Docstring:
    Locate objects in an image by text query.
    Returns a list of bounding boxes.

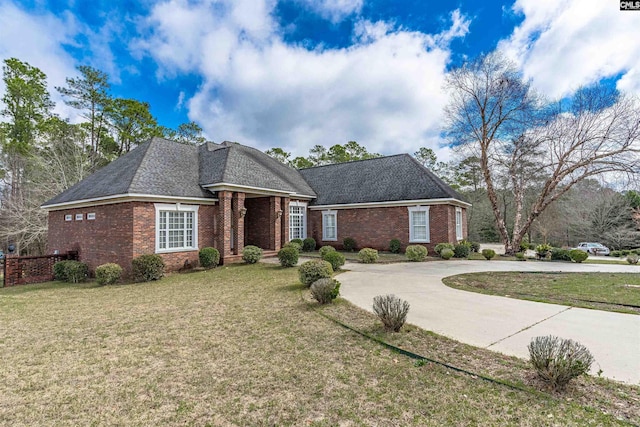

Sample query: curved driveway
[338,260,640,384]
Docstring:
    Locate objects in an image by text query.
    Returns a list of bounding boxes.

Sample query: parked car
[574,242,610,256]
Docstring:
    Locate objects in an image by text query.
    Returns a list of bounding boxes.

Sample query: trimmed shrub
[299,259,333,287]
[95,263,123,285]
[434,242,454,256]
[358,248,378,264]
[610,250,622,257]
[515,252,527,261]
[405,245,428,262]
[569,249,588,263]
[481,249,496,260]
[53,260,71,281]
[453,243,470,258]
[551,248,571,261]
[632,249,640,255]
[242,245,263,264]
[373,294,410,332]
[291,238,304,247]
[319,245,336,258]
[310,278,341,304]
[285,241,302,251]
[323,251,346,271]
[302,237,316,252]
[627,254,639,265]
[440,248,454,260]
[199,247,220,269]
[528,335,594,391]
[343,237,357,252]
[66,261,89,283]
[131,254,165,282]
[621,250,630,256]
[278,246,299,267]
[389,239,402,254]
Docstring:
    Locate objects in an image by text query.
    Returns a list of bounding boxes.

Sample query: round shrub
[95,263,123,285]
[610,250,622,257]
[319,245,336,258]
[302,237,316,252]
[528,335,594,391]
[373,294,410,332]
[434,243,454,256]
[310,278,341,304]
[323,251,345,271]
[481,249,496,260]
[242,245,263,264]
[389,239,401,254]
[469,241,481,253]
[199,247,220,269]
[627,254,639,265]
[66,261,89,283]
[278,246,299,267]
[453,243,470,258]
[405,245,428,262]
[291,238,303,247]
[298,259,333,287]
[358,248,378,264]
[440,248,454,260]
[284,241,302,251]
[131,254,165,282]
[569,249,588,263]
[53,260,71,281]
[343,237,357,252]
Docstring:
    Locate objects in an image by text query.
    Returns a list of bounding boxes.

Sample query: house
[42,137,469,275]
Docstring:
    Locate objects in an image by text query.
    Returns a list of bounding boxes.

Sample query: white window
[455,207,463,241]
[408,206,430,243]
[155,203,199,252]
[87,213,96,220]
[75,213,83,221]
[65,214,72,222]
[322,210,337,241]
[289,202,307,240]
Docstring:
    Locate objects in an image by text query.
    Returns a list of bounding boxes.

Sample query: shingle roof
[299,154,466,206]
[199,141,316,196]
[42,138,211,207]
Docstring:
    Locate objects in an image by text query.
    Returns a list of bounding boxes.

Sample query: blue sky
[1,0,639,159]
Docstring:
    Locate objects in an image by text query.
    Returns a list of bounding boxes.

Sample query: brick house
[42,138,469,275]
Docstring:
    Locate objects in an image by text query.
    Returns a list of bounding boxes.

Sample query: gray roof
[43,138,211,206]
[299,154,465,206]
[199,142,316,196]
[43,138,314,207]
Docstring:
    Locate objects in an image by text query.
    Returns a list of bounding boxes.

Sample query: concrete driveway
[338,260,640,384]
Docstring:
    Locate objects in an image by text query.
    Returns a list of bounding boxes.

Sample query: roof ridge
[124,138,155,192]
[405,153,460,198]
[219,145,231,182]
[300,153,406,170]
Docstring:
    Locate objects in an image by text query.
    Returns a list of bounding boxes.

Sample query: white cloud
[135,1,469,158]
[498,0,640,97]
[296,0,363,23]
[0,2,79,118]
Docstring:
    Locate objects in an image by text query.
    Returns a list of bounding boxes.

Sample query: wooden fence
[3,251,79,287]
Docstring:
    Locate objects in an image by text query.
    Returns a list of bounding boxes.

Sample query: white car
[574,242,610,256]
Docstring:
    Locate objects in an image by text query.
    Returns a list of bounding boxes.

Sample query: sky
[1,0,639,160]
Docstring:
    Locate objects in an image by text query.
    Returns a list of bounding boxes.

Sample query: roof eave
[41,193,218,211]
[308,198,472,210]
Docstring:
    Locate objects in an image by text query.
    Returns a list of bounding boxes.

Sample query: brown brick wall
[307,204,467,253]
[244,197,272,248]
[48,201,218,276]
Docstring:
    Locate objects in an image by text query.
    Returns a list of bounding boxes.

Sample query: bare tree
[445,53,640,253]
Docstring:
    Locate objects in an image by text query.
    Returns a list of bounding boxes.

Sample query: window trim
[408,206,430,243]
[64,214,72,222]
[322,210,338,242]
[154,203,199,253]
[75,213,83,221]
[455,207,463,241]
[289,201,307,241]
[87,213,96,220]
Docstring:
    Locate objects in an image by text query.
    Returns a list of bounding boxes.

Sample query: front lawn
[1,264,638,425]
[443,272,640,314]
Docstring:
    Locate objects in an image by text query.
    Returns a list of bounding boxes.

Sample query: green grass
[1,264,638,425]
[443,272,640,314]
